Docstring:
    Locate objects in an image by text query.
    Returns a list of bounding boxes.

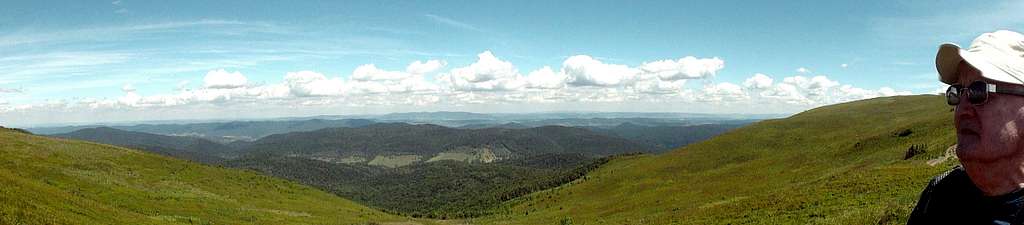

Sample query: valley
[47,114,745,219]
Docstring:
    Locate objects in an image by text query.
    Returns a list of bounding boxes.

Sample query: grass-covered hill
[477,95,957,224]
[0,128,418,224]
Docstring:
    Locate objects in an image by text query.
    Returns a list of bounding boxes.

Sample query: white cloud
[840,63,849,68]
[524,66,567,89]
[760,82,814,105]
[563,55,639,87]
[743,73,774,90]
[748,74,911,105]
[0,52,925,127]
[780,75,840,99]
[443,51,524,91]
[635,79,686,94]
[796,67,810,74]
[348,63,441,94]
[202,69,248,89]
[700,82,749,103]
[406,60,446,74]
[639,56,724,81]
[284,71,345,96]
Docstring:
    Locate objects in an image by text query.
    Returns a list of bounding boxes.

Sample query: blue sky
[1,0,1023,126]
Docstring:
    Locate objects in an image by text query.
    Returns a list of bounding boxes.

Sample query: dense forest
[226,153,622,218]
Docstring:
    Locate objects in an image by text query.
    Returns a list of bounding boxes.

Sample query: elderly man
[909,30,1024,224]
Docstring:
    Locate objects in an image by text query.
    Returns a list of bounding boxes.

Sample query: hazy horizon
[18,109,789,128]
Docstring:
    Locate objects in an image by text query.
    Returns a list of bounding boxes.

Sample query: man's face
[955,61,1024,163]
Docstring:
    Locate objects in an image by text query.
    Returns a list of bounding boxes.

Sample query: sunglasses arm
[991,83,1024,96]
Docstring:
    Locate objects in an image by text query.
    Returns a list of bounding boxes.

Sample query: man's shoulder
[908,165,984,224]
[928,165,972,190]
[921,165,981,200]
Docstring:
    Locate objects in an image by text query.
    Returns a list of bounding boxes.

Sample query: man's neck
[963,153,1024,196]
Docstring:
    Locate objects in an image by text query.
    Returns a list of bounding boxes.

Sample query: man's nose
[955,100,977,119]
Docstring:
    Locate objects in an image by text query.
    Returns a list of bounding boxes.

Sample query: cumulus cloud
[406,60,446,74]
[700,83,749,103]
[0,51,922,126]
[203,69,248,89]
[796,67,811,74]
[443,51,525,91]
[746,73,910,105]
[639,56,724,81]
[782,75,840,98]
[348,63,441,94]
[284,71,345,96]
[563,55,639,87]
[743,73,773,90]
[524,66,567,89]
[634,79,686,94]
[760,82,814,105]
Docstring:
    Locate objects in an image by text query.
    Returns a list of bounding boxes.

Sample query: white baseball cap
[937,30,1024,85]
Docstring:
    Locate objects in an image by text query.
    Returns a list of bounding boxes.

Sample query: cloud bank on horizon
[4,0,1020,126]
[0,49,909,126]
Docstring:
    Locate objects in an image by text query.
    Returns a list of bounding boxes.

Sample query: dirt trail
[927,145,957,166]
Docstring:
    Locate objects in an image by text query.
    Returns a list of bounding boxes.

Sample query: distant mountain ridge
[27,112,765,144]
[243,123,654,166]
[34,118,376,143]
[51,119,744,168]
[54,127,233,164]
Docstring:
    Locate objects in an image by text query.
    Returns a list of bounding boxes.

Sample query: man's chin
[956,136,982,160]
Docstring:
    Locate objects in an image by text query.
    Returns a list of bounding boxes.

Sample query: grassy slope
[478,95,958,224]
[0,129,417,225]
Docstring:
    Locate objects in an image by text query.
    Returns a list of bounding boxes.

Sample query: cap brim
[936,43,963,84]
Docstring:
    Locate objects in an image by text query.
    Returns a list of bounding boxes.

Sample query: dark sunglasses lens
[946,86,960,105]
[968,81,988,104]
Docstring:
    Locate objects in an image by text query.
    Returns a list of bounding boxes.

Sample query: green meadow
[0,128,422,225]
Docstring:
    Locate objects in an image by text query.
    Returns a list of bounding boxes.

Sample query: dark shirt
[909,166,1024,225]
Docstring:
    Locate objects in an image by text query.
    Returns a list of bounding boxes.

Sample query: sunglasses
[946,80,1024,106]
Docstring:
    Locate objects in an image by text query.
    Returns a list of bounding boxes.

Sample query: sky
[2,0,1023,127]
